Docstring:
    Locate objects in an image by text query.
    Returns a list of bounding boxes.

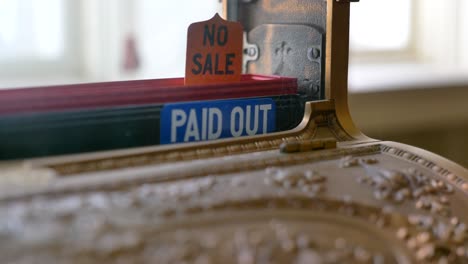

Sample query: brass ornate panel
[1,141,468,263]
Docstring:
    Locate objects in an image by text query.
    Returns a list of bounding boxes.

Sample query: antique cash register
[1,0,468,263]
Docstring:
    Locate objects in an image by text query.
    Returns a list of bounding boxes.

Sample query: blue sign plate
[160,98,276,144]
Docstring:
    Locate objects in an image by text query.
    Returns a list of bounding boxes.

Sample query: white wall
[135,0,221,79]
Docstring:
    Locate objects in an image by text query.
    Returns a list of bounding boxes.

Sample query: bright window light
[136,0,221,78]
[350,0,412,52]
[0,0,65,61]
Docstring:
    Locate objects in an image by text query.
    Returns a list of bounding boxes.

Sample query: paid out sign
[185,14,243,85]
[160,98,276,144]
[161,15,273,145]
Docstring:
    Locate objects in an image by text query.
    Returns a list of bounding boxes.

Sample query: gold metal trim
[34,101,340,175]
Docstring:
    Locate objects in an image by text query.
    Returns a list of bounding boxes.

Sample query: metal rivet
[307,47,321,61]
[244,47,257,57]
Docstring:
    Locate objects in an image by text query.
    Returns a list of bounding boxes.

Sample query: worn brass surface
[0,0,467,263]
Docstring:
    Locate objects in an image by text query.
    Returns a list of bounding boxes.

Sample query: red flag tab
[185,14,243,85]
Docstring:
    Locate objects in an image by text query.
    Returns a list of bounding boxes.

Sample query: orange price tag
[185,14,243,85]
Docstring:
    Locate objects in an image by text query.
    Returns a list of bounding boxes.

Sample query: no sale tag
[185,14,243,85]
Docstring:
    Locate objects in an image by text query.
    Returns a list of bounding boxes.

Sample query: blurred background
[0,0,467,167]
[348,0,468,168]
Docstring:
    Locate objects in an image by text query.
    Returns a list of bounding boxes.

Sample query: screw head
[307,47,321,61]
[244,47,257,57]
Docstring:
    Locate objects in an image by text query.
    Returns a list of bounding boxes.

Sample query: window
[0,0,222,88]
[0,0,65,60]
[0,0,79,83]
[349,0,468,92]
[350,0,412,53]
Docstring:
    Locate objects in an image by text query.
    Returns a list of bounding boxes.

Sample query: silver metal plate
[246,24,324,98]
